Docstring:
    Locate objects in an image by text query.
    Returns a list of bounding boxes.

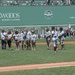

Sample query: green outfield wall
[0,6,75,26]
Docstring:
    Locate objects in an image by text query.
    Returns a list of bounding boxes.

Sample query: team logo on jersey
[44,10,53,19]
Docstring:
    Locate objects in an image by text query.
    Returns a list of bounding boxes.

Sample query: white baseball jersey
[52,31,58,41]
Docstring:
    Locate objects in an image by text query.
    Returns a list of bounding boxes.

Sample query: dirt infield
[36,41,75,45]
[0,62,75,72]
[8,41,75,46]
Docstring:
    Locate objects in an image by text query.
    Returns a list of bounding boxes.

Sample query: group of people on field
[0,26,65,53]
[0,29,36,51]
[45,26,65,53]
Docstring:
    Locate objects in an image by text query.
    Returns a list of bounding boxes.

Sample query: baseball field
[0,39,75,75]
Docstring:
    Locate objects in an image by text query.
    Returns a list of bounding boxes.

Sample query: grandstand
[0,0,75,6]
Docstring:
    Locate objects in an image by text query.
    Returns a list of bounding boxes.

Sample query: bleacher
[0,0,75,6]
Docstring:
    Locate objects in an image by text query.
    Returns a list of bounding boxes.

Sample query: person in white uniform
[13,31,21,50]
[52,27,58,53]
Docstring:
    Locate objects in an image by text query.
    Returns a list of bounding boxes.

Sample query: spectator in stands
[31,0,34,5]
[47,0,50,5]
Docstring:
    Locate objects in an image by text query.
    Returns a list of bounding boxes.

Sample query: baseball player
[52,27,58,53]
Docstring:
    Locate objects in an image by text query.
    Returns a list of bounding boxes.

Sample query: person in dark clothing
[31,0,34,5]
[0,30,7,50]
[7,31,13,50]
[47,0,50,5]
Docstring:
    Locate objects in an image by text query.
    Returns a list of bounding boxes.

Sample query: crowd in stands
[0,0,75,6]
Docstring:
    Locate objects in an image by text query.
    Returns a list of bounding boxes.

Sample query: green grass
[0,44,75,67]
[36,38,46,42]
[0,66,75,75]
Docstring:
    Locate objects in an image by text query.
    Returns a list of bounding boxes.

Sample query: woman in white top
[45,28,51,50]
[20,30,25,50]
[13,31,21,50]
[31,30,36,50]
[25,29,32,50]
